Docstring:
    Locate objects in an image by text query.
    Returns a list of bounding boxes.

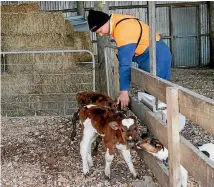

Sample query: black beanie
[87,9,110,32]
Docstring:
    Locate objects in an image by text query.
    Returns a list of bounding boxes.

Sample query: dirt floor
[1,67,214,187]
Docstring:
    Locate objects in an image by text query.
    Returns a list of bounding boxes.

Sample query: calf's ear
[108,121,119,130]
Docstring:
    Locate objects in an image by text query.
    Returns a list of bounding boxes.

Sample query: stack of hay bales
[1,3,94,116]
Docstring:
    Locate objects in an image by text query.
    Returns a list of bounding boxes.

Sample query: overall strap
[115,18,142,48]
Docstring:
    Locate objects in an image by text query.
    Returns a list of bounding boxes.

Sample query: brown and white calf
[71,91,119,140]
[79,105,138,179]
[136,134,188,187]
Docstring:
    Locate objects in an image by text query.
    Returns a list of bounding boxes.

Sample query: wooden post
[94,1,110,94]
[148,1,156,76]
[166,87,181,187]
[113,49,120,99]
[148,2,159,110]
[77,1,84,16]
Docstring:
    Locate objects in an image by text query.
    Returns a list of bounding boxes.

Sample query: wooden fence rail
[130,67,214,187]
[131,67,214,135]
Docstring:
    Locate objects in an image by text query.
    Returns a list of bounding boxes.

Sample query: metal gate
[1,49,95,117]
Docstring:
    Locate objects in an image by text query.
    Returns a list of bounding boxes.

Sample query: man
[87,9,172,108]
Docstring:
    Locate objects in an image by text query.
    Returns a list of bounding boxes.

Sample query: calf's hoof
[104,174,111,180]
[84,172,90,177]
[132,172,139,179]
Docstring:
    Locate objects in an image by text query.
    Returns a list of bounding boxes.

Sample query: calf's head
[136,135,164,153]
[108,115,138,142]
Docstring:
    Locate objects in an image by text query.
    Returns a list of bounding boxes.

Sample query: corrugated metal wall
[1,1,210,67]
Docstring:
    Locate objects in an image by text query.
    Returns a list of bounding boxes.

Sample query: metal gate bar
[1,49,95,117]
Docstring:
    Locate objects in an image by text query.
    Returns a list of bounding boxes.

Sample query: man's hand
[117,91,130,109]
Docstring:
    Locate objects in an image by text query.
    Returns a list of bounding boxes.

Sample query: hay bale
[1,5,95,117]
[1,74,33,97]
[66,31,93,50]
[65,31,93,61]
[65,20,74,35]
[4,53,65,74]
[1,3,40,13]
[1,12,66,35]
[4,53,93,75]
[1,34,65,51]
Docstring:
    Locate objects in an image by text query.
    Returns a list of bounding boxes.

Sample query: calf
[136,134,188,187]
[79,105,138,179]
[71,91,129,140]
[71,91,118,140]
[198,143,214,161]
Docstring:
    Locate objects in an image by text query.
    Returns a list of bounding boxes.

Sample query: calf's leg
[80,127,95,176]
[105,148,114,179]
[71,110,79,140]
[117,144,137,178]
[87,134,98,167]
[92,135,102,156]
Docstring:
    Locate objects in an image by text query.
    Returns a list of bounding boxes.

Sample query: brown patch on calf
[136,137,164,153]
[79,106,131,155]
[76,91,116,110]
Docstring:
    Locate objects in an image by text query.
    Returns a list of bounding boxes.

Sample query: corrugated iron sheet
[201,36,210,66]
[174,37,198,67]
[172,6,198,67]
[156,7,170,36]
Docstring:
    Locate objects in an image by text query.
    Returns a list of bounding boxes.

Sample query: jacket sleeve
[117,43,137,91]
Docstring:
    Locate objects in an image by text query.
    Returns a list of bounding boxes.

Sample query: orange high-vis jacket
[110,14,161,56]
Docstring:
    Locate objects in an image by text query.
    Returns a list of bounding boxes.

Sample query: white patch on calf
[152,147,169,161]
[105,148,114,179]
[198,143,214,161]
[80,117,97,175]
[86,104,97,108]
[122,118,134,129]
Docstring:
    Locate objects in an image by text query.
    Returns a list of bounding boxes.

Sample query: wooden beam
[180,136,214,187]
[130,97,168,146]
[178,89,214,134]
[113,49,120,99]
[77,1,84,16]
[166,87,181,187]
[94,1,110,94]
[131,67,214,134]
[130,97,214,187]
[131,67,172,103]
[136,149,169,187]
[148,1,156,76]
